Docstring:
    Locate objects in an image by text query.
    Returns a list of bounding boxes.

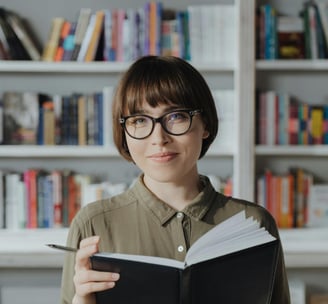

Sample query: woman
[60,55,290,304]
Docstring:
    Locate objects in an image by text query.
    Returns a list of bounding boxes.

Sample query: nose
[150,121,170,145]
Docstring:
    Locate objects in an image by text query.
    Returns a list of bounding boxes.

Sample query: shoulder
[73,186,137,226]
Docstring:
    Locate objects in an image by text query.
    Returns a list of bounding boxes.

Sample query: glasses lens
[163,111,191,135]
[125,115,153,138]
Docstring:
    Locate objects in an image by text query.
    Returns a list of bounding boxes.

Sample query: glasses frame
[119,109,202,140]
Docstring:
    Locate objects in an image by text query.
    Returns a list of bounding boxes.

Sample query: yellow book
[42,17,65,61]
[84,10,105,62]
[311,106,324,144]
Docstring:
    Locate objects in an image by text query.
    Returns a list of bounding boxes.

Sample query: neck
[143,173,203,211]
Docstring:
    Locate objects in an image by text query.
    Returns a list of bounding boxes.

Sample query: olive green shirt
[60,174,290,304]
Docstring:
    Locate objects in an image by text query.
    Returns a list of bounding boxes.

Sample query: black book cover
[90,211,280,304]
[0,7,30,60]
[91,240,279,304]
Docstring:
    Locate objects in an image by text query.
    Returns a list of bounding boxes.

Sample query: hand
[72,236,120,304]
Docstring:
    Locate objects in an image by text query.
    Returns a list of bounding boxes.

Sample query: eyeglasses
[120,109,202,140]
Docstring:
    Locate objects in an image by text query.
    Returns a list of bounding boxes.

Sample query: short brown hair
[112,56,218,161]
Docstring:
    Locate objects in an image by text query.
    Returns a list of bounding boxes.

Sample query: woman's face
[125,102,209,185]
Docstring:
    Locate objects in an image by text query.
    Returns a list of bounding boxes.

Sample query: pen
[46,244,78,252]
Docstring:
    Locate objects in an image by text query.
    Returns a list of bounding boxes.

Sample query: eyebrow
[129,106,185,116]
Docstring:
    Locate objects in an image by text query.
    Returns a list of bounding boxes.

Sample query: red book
[288,101,299,145]
[24,169,39,228]
[54,20,71,61]
[51,170,63,227]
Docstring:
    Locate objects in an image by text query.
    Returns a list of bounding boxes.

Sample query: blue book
[323,105,328,144]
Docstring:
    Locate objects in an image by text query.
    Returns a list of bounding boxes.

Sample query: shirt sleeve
[254,205,291,304]
[59,216,83,304]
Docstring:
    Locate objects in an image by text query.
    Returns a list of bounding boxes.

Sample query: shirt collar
[131,174,218,225]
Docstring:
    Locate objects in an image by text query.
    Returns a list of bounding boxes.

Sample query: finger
[75,269,120,285]
[74,270,120,296]
[75,249,98,271]
[75,247,98,270]
[79,236,100,249]
[76,281,116,296]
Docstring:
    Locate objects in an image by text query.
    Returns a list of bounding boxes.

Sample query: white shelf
[0,61,235,73]
[279,228,328,268]
[0,61,131,73]
[0,227,327,268]
[256,59,328,71]
[0,145,119,158]
[0,145,234,158]
[256,145,328,156]
[0,228,68,268]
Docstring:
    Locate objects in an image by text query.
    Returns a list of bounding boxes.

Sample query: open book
[90,211,279,304]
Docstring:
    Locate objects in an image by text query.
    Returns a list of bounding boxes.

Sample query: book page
[185,211,276,266]
[94,252,184,269]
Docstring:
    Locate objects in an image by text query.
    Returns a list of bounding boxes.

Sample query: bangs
[121,60,196,115]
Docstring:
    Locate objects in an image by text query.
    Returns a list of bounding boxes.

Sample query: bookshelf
[0,0,253,303]
[0,0,327,303]
[256,0,328,301]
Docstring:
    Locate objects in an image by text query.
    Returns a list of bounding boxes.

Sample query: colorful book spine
[311,106,324,144]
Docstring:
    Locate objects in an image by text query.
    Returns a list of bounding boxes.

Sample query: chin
[145,171,182,184]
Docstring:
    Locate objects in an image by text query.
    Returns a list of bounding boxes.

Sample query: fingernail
[112,273,120,280]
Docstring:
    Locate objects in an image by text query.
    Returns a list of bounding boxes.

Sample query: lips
[148,152,178,162]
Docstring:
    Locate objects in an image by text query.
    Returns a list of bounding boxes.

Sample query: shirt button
[176,212,184,219]
[178,245,184,252]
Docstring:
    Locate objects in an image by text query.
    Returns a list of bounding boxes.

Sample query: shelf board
[0,145,119,158]
[0,145,233,158]
[256,145,328,156]
[0,227,327,268]
[0,228,68,268]
[0,61,235,73]
[279,227,328,268]
[256,59,328,71]
[0,61,130,73]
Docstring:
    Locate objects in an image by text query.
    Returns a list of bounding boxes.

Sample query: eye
[127,116,149,127]
[167,111,189,122]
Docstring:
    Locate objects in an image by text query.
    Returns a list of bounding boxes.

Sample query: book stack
[0,7,41,60]
[41,2,235,63]
[1,169,127,229]
[256,166,314,228]
[0,87,114,146]
[256,0,328,59]
[256,90,328,145]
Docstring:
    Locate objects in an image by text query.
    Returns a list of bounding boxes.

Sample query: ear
[202,130,210,139]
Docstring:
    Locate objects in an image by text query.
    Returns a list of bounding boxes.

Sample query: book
[77,13,96,61]
[84,10,105,61]
[42,17,65,61]
[62,21,77,61]
[5,11,41,61]
[311,105,324,144]
[54,20,71,61]
[90,211,279,304]
[4,172,25,229]
[0,8,30,60]
[42,101,56,145]
[3,91,39,145]
[0,19,11,59]
[277,16,305,59]
[70,8,92,60]
[308,184,328,227]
